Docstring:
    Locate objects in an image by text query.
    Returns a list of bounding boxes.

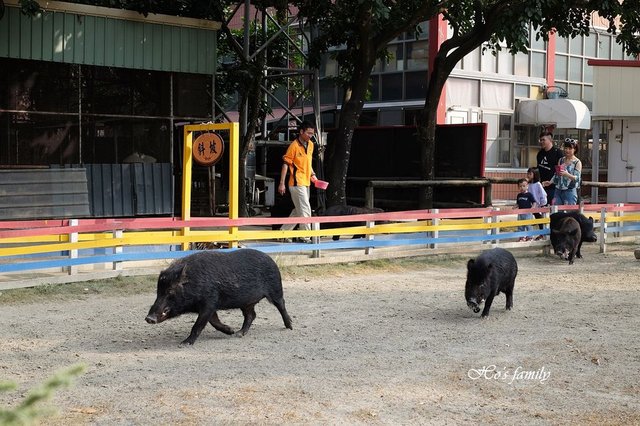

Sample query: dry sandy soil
[1,245,639,425]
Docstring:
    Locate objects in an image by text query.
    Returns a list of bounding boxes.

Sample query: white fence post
[431,209,439,249]
[365,220,375,255]
[113,229,123,271]
[491,208,500,246]
[483,213,491,245]
[600,207,607,254]
[312,222,320,258]
[68,219,78,275]
[615,203,624,239]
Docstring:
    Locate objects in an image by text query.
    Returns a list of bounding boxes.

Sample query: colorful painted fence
[1,204,639,286]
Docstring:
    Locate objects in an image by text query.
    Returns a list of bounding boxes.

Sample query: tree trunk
[416,60,449,209]
[416,33,484,208]
[326,68,372,207]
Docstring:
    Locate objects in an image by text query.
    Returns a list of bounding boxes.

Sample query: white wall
[593,67,640,118]
[607,119,640,203]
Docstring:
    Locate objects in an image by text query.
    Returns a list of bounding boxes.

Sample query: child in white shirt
[527,167,547,240]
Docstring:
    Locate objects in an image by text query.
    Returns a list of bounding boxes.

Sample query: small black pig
[318,205,385,241]
[465,248,517,318]
[145,249,293,345]
[550,212,597,258]
[550,216,582,265]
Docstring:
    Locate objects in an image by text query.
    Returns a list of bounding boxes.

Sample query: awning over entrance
[517,99,591,129]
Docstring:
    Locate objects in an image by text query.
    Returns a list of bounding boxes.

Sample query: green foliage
[0,364,85,425]
[297,0,441,86]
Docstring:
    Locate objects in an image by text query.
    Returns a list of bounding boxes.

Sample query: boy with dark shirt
[516,178,537,241]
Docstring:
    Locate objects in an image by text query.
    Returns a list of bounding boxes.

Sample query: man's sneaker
[298,237,312,244]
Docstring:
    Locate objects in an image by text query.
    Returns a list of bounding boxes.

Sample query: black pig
[145,249,293,345]
[465,248,517,318]
[550,216,582,265]
[318,205,384,241]
[550,212,597,258]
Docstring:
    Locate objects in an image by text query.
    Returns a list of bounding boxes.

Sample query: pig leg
[481,292,496,318]
[236,304,257,336]
[209,312,234,335]
[182,309,216,345]
[270,297,293,330]
[505,288,513,311]
[576,241,583,258]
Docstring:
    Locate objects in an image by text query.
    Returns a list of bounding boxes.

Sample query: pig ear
[178,264,189,284]
[467,259,475,269]
[588,217,593,224]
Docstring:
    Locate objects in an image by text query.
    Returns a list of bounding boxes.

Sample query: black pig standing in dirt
[145,249,293,345]
[465,248,517,318]
[318,205,385,240]
[550,216,582,265]
[550,211,597,258]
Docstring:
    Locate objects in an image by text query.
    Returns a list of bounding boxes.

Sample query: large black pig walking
[465,248,517,318]
[550,216,582,265]
[145,249,293,345]
[550,211,597,259]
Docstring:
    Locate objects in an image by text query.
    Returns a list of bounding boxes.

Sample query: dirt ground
[1,245,639,425]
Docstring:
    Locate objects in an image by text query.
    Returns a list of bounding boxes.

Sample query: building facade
[0,1,219,218]
[317,16,637,202]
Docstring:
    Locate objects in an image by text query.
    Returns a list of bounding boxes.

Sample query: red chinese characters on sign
[193,133,224,166]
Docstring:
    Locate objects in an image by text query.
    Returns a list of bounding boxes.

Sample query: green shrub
[0,364,85,425]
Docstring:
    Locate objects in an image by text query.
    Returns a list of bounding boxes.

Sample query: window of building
[380,73,403,101]
[484,112,513,167]
[515,84,529,98]
[514,52,529,76]
[481,81,513,110]
[462,48,481,71]
[497,48,514,75]
[385,43,405,72]
[530,52,546,78]
[481,50,497,73]
[406,40,428,70]
[405,72,427,100]
[569,35,584,55]
[598,34,611,59]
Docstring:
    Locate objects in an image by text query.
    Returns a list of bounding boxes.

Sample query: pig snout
[467,299,481,313]
[556,249,570,260]
[145,306,170,324]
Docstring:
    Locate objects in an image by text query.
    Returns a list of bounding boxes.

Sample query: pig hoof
[180,338,195,346]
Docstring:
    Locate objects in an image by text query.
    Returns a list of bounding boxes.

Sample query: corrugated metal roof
[0,1,217,74]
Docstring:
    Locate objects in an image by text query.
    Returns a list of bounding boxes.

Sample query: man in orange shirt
[278,121,318,241]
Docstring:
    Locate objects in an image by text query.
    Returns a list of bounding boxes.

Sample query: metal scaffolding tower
[212,0,325,213]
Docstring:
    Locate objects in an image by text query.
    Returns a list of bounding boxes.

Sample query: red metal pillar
[429,15,448,124]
